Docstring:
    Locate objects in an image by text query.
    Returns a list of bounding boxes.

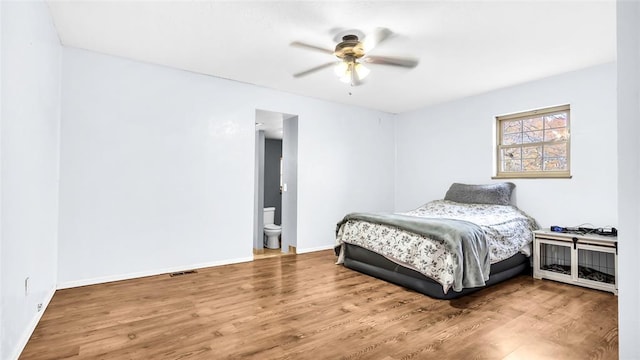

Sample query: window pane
[544,157,568,171]
[522,145,542,159]
[523,117,544,131]
[502,133,522,145]
[502,120,521,134]
[543,143,567,158]
[502,159,522,172]
[544,128,568,142]
[523,158,543,171]
[501,147,521,160]
[522,130,543,144]
[544,113,567,129]
[522,145,542,171]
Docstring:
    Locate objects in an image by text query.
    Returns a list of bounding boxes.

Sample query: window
[495,104,570,178]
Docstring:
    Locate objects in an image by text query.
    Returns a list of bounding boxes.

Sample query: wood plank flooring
[20,250,618,359]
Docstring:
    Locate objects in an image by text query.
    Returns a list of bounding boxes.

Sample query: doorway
[253,109,298,259]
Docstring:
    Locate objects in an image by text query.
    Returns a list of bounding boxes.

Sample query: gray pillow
[444,182,515,205]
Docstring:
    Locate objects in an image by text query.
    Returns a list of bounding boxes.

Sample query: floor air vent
[169,270,198,277]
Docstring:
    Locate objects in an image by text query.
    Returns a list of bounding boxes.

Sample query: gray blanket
[336,212,490,292]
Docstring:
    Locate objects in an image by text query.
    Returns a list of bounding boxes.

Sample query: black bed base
[341,243,529,300]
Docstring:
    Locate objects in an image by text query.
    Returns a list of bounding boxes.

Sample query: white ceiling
[46,1,616,114]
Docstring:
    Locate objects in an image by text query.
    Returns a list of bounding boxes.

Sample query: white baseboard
[9,286,56,360]
[57,256,253,289]
[296,244,335,254]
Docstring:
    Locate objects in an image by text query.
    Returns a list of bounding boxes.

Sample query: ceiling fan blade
[293,62,336,78]
[362,27,392,52]
[363,55,419,68]
[290,41,335,55]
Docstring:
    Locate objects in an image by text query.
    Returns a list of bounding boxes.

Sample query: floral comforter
[336,200,538,293]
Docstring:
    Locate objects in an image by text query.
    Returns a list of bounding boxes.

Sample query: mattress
[336,200,538,294]
[342,243,529,299]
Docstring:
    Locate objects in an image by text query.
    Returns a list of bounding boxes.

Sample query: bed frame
[340,243,530,299]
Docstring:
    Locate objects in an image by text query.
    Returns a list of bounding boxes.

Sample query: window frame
[494,104,571,179]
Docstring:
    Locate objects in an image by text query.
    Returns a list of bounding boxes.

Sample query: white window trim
[494,104,572,179]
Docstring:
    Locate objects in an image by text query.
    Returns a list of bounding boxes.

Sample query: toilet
[263,207,281,249]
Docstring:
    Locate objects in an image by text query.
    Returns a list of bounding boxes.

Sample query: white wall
[282,115,298,252]
[58,47,395,287]
[253,129,265,250]
[394,63,617,229]
[617,1,640,358]
[0,2,61,359]
[0,2,4,357]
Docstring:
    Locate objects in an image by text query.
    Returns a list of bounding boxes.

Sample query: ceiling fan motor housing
[334,35,365,61]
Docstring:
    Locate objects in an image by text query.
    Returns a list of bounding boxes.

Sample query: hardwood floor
[20,250,618,360]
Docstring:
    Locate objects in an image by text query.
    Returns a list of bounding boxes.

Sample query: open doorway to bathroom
[253,109,298,260]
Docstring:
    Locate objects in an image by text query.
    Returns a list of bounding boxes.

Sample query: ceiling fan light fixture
[335,61,370,84]
[334,61,350,78]
[339,73,352,83]
[354,62,370,80]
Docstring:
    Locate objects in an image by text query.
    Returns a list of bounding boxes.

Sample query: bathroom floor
[253,246,296,260]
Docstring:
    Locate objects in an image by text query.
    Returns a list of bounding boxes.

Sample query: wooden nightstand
[532,230,617,295]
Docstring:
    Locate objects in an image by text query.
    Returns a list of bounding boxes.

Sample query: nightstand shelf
[533,230,617,295]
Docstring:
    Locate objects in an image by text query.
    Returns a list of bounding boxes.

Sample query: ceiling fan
[291,28,419,86]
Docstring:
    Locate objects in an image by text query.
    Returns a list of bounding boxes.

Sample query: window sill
[492,173,572,179]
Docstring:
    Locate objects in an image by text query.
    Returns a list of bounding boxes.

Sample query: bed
[335,182,539,299]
